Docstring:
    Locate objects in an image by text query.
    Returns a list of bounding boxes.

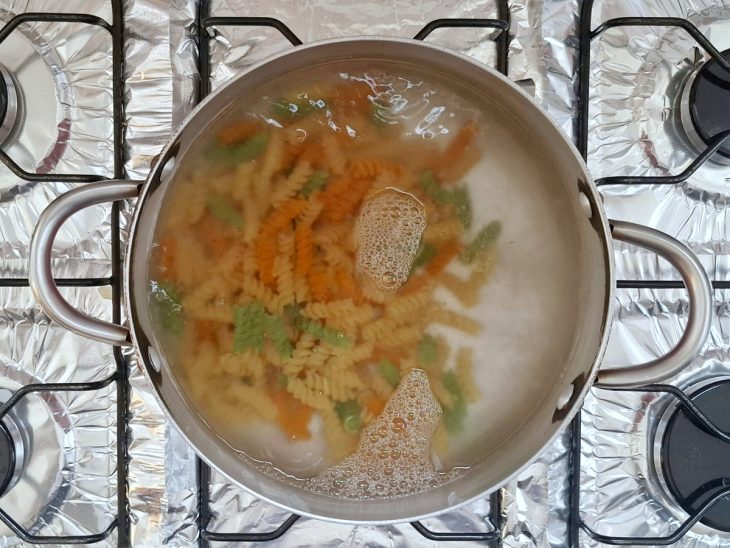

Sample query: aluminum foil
[577,2,730,546]
[0,286,117,547]
[579,288,730,547]
[0,0,117,279]
[1,0,724,547]
[121,1,192,547]
[0,2,122,545]
[205,464,495,548]
[588,0,730,282]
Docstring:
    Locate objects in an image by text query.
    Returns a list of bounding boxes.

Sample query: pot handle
[596,220,713,388]
[29,181,141,346]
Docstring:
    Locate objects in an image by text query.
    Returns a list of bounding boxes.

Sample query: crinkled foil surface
[1,0,728,546]
[0,1,119,546]
[578,1,730,546]
[0,287,118,547]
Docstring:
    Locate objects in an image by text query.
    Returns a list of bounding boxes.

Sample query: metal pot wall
[27,38,713,523]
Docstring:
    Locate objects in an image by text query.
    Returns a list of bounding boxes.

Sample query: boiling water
[307,369,463,499]
[150,59,584,496]
[356,189,426,292]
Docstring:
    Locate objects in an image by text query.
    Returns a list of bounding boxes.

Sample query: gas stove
[0,1,728,547]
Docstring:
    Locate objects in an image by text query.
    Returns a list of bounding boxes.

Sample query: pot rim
[124,35,616,524]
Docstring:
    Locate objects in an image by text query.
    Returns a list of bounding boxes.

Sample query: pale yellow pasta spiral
[230,385,277,420]
[282,334,324,376]
[455,347,480,403]
[242,246,257,278]
[423,218,464,244]
[373,325,423,348]
[369,170,396,193]
[320,408,357,460]
[173,228,208,287]
[319,367,363,389]
[298,196,323,225]
[360,282,390,304]
[271,161,312,207]
[240,275,287,315]
[322,133,346,175]
[327,343,374,369]
[303,299,374,325]
[231,161,256,204]
[322,245,351,268]
[274,256,295,308]
[361,317,398,342]
[220,350,266,380]
[304,371,355,401]
[370,372,395,399]
[294,277,309,303]
[313,223,350,247]
[384,282,434,324]
[286,377,334,411]
[430,307,481,335]
[187,303,234,324]
[165,183,207,231]
[439,250,499,307]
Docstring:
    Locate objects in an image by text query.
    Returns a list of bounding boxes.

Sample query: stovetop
[0,1,728,546]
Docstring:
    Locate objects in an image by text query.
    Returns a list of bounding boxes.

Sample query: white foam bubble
[306,369,464,499]
[355,189,426,292]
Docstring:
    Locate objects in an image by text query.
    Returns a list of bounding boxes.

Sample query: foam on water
[355,189,426,292]
[306,369,464,499]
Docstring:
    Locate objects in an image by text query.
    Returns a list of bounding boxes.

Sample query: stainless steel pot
[27,38,713,524]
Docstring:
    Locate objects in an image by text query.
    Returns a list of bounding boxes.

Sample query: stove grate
[0,1,129,545]
[569,2,730,545]
[0,375,120,544]
[569,384,730,546]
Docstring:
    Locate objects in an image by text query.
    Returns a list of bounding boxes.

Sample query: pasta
[423,218,464,244]
[322,133,346,175]
[384,282,434,324]
[320,408,358,460]
[455,347,480,403]
[430,307,482,335]
[439,251,498,307]
[271,161,313,207]
[217,119,264,146]
[304,371,356,401]
[287,377,336,410]
[351,158,405,179]
[150,74,502,476]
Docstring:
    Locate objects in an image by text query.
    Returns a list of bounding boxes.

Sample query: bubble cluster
[355,189,426,293]
[306,369,464,499]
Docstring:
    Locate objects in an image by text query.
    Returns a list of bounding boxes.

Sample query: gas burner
[0,382,68,537]
[0,388,31,505]
[0,64,19,147]
[657,381,730,532]
[0,409,24,498]
[0,23,73,182]
[679,50,730,166]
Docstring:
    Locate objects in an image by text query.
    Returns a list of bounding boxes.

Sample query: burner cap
[0,64,17,146]
[680,50,730,162]
[0,421,17,497]
[660,381,730,532]
[0,72,6,129]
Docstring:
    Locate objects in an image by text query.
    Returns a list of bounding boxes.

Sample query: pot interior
[127,38,612,522]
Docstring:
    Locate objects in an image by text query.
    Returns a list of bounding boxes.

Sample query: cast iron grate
[569,1,730,545]
[568,384,730,546]
[194,0,509,544]
[4,1,725,547]
[0,1,129,545]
